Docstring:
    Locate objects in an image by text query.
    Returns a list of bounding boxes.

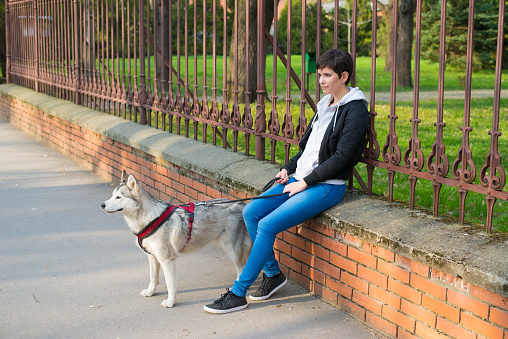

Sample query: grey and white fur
[101,170,252,308]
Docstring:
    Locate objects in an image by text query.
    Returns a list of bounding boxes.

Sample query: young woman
[204,49,370,314]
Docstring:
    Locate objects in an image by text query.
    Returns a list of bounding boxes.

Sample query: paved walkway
[0,118,387,338]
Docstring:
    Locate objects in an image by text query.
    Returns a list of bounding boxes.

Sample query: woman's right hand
[276,168,289,184]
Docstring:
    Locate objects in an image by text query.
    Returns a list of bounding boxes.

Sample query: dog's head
[101,170,142,214]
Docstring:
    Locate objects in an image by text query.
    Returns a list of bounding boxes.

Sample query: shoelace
[259,275,271,292]
[216,289,232,304]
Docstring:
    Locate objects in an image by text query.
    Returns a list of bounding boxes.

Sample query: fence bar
[5,1,10,84]
[366,0,380,196]
[404,0,424,210]
[480,0,506,232]
[382,0,401,203]
[452,0,476,223]
[426,0,450,217]
[255,0,266,160]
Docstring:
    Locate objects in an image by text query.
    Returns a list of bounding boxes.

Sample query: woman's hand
[283,180,308,197]
[276,168,289,184]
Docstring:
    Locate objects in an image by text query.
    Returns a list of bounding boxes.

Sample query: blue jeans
[231,177,346,297]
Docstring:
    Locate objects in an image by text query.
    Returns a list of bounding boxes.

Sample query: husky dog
[101,170,252,308]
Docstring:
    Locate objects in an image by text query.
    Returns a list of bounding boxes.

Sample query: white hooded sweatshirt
[294,87,368,185]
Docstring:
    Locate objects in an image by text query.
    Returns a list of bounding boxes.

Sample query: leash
[196,177,287,206]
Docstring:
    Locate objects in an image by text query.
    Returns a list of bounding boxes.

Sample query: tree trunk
[226,0,274,102]
[155,0,170,92]
[396,0,415,87]
[380,0,393,72]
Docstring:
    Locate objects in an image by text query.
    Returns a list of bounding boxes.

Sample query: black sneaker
[249,271,287,301]
[203,289,248,314]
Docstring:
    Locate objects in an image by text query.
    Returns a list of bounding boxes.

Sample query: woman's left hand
[283,180,308,197]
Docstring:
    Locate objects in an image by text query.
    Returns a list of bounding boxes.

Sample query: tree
[421,0,499,71]
[396,0,415,87]
[379,0,416,87]
[226,0,274,102]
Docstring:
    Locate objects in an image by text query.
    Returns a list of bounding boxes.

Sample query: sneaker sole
[203,303,248,314]
[249,278,287,301]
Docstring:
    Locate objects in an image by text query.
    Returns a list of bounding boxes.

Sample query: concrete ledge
[1,83,506,300]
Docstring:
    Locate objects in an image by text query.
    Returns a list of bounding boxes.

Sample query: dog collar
[135,203,195,254]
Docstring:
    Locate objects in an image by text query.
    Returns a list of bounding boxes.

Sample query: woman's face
[317,67,347,95]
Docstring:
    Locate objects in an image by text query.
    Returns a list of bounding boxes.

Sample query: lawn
[99,54,508,96]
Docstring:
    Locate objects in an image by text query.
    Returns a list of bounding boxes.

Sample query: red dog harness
[135,203,195,254]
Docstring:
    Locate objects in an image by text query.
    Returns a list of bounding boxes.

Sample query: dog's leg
[141,254,160,297]
[160,260,177,308]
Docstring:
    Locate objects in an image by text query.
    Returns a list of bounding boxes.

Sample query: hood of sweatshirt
[338,87,369,107]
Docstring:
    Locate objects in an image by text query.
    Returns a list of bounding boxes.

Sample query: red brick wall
[1,92,507,339]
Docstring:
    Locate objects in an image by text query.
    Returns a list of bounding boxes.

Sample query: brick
[401,299,436,327]
[397,328,419,339]
[470,285,508,311]
[388,278,422,305]
[314,257,341,280]
[352,290,382,315]
[396,254,412,270]
[338,232,363,248]
[279,252,302,273]
[383,305,416,332]
[447,289,489,319]
[415,322,449,339]
[283,232,306,250]
[348,246,377,269]
[296,225,322,243]
[378,259,410,284]
[421,294,460,323]
[326,276,352,299]
[366,312,397,338]
[357,265,388,290]
[302,266,325,285]
[369,285,401,310]
[338,295,366,321]
[432,269,470,291]
[436,317,476,339]
[411,273,447,301]
[274,238,291,256]
[490,307,508,329]
[321,235,347,256]
[308,219,335,237]
[320,285,339,305]
[290,270,312,292]
[461,312,504,339]
[410,261,430,278]
[305,242,330,261]
[372,246,395,262]
[341,271,369,294]
[330,252,357,274]
[292,246,314,266]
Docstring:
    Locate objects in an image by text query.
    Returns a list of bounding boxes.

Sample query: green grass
[99,55,508,96]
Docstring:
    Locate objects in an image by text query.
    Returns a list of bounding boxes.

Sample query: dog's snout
[101,202,106,209]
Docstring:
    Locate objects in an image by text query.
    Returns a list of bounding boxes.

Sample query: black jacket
[283,99,369,186]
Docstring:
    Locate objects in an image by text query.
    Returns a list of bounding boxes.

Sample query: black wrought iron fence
[4,0,507,232]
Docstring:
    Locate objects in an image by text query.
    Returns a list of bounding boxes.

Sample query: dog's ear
[126,174,139,192]
[121,170,128,183]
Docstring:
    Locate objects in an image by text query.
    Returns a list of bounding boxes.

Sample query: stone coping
[1,83,507,297]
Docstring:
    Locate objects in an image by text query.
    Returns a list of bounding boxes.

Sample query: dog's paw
[140,288,156,297]
[161,299,175,308]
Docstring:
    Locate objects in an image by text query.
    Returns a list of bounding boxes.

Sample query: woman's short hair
[316,49,353,85]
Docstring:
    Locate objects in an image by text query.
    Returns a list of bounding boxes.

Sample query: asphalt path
[0,119,386,339]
